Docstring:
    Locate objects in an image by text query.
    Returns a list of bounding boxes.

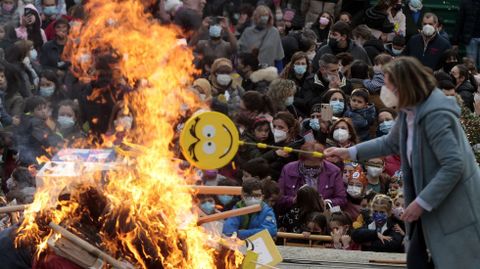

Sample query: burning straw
[14,0,243,268]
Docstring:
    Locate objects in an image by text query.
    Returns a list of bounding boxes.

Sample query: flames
[15,0,242,268]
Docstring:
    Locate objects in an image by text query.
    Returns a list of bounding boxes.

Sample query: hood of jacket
[249,67,278,83]
[363,38,386,52]
[20,4,42,27]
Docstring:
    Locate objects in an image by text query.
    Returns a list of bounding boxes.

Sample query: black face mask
[328,38,339,49]
[450,74,457,85]
[393,3,403,10]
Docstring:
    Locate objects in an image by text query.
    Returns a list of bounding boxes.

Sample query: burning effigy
[6,0,249,268]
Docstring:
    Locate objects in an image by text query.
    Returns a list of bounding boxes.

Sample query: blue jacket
[344,104,376,141]
[405,33,451,70]
[223,201,277,240]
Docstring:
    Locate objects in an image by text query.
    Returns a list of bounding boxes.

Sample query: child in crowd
[301,211,328,242]
[216,177,241,211]
[262,178,279,208]
[55,99,85,143]
[342,166,368,220]
[237,117,272,164]
[241,157,271,182]
[351,194,404,253]
[365,157,390,194]
[223,178,277,239]
[343,88,376,141]
[363,54,393,110]
[15,96,62,165]
[329,211,359,250]
[6,166,35,204]
[279,185,324,233]
[198,195,219,216]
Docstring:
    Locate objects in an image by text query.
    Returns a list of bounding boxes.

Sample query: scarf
[298,162,323,190]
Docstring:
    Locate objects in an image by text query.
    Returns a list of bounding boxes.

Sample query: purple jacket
[277,160,347,209]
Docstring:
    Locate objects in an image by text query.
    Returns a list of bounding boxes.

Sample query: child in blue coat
[343,88,376,141]
[223,178,277,240]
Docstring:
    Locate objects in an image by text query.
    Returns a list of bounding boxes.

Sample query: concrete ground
[278,246,406,269]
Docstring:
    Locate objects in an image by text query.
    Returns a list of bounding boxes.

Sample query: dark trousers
[407,220,435,269]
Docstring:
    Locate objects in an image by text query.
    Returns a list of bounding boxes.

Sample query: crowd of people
[0,0,478,261]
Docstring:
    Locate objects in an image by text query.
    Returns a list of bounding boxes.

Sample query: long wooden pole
[197,205,261,225]
[0,204,28,214]
[369,259,407,265]
[276,232,333,242]
[49,222,135,269]
[190,186,242,195]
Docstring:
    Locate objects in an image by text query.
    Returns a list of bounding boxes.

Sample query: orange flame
[16,0,243,268]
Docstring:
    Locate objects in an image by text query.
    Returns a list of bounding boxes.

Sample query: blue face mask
[329,100,344,115]
[373,211,388,227]
[309,118,320,131]
[379,120,395,134]
[43,6,57,16]
[200,201,215,215]
[293,64,307,75]
[218,195,233,205]
[209,24,222,38]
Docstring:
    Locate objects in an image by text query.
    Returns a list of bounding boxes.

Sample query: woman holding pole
[325,57,480,269]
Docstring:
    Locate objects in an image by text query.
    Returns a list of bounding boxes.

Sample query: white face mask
[392,48,403,56]
[273,128,287,143]
[284,96,294,106]
[422,24,436,37]
[380,85,399,108]
[244,197,262,206]
[57,115,75,129]
[29,49,38,61]
[367,166,383,178]
[347,185,363,198]
[39,86,55,97]
[114,116,133,131]
[333,128,349,143]
[216,74,232,86]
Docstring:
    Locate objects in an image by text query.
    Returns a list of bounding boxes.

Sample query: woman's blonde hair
[383,57,436,109]
[266,78,296,111]
[252,5,274,27]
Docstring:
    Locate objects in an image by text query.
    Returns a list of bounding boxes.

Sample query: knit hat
[193,78,212,96]
[349,166,368,186]
[210,58,233,75]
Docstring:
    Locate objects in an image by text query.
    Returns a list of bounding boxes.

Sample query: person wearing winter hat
[363,0,395,40]
[342,165,369,220]
[404,12,451,70]
[208,58,244,117]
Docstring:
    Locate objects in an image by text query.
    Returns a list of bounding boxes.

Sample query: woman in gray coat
[325,57,480,269]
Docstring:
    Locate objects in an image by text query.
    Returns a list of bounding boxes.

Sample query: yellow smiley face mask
[180,111,239,170]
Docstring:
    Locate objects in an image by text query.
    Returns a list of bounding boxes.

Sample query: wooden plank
[197,205,261,225]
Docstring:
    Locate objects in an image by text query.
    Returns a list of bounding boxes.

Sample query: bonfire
[13,0,244,268]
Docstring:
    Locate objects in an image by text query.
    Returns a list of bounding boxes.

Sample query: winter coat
[15,4,47,47]
[261,136,305,181]
[362,39,386,64]
[310,23,331,43]
[301,0,338,25]
[15,115,63,165]
[223,201,277,240]
[456,79,476,112]
[404,33,452,71]
[296,73,352,116]
[242,67,278,93]
[364,6,394,34]
[238,26,284,67]
[0,5,20,26]
[355,89,480,269]
[277,160,346,209]
[352,218,404,252]
[343,104,376,142]
[453,0,480,45]
[0,92,12,127]
[4,91,24,116]
[39,40,65,70]
[312,41,372,73]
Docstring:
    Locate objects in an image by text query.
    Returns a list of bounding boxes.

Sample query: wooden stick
[0,204,28,214]
[369,259,407,265]
[197,205,261,225]
[49,222,135,269]
[276,232,333,242]
[190,185,242,195]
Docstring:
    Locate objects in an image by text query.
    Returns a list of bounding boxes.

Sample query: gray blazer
[355,89,480,269]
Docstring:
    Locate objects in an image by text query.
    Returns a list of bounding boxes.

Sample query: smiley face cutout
[180,111,239,170]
